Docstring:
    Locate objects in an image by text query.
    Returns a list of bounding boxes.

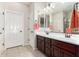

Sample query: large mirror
[37,2,79,34]
[38,14,50,28]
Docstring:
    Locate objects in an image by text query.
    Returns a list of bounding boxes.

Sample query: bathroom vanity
[35,2,79,57]
[36,32,79,57]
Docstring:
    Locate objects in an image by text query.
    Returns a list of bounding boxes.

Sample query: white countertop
[35,31,79,45]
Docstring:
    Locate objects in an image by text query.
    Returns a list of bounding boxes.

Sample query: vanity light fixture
[50,3,55,8]
[44,8,46,11]
[47,6,50,10]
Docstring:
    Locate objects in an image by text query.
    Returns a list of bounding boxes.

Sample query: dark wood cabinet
[53,46,61,57]
[37,35,45,53]
[45,38,51,56]
[61,49,75,57]
[51,39,76,57]
[45,48,50,56]
[53,40,76,54]
[51,46,54,57]
[36,35,79,57]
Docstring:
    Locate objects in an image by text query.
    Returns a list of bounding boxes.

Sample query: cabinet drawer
[53,40,76,54]
[45,38,51,48]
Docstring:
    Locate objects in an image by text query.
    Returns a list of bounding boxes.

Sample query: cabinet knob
[0,32,2,34]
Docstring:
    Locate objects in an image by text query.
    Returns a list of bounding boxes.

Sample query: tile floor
[0,45,46,57]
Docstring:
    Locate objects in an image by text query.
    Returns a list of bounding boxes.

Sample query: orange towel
[70,9,75,28]
[70,9,79,29]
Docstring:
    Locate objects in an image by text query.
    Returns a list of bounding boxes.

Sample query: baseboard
[24,42,30,46]
[32,47,37,50]
[0,48,6,56]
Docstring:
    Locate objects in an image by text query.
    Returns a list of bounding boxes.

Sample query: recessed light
[61,2,65,4]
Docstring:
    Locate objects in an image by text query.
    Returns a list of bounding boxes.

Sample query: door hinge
[2,28,4,30]
[2,12,4,15]
[2,43,5,46]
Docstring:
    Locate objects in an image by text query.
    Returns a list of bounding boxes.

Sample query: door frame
[0,8,5,55]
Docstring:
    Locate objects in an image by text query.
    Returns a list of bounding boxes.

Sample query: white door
[5,10,24,49]
[0,8,5,55]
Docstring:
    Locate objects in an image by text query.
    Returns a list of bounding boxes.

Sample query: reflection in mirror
[51,12,64,33]
[70,3,79,34]
[38,15,44,28]
[63,2,79,34]
[49,2,75,33]
[63,10,71,33]
[45,15,50,28]
[37,2,77,34]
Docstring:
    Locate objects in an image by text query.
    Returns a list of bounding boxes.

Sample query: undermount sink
[45,32,50,35]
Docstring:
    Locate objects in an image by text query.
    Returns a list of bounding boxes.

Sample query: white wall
[28,3,35,49]
[28,2,48,50]
[0,2,30,45]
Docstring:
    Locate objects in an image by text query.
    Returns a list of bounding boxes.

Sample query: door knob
[20,30,22,32]
[2,28,4,30]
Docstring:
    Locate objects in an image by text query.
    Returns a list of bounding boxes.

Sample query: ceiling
[20,2,32,6]
[20,2,76,14]
[51,2,75,13]
[38,2,76,14]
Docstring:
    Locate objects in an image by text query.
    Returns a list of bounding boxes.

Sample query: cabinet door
[37,36,41,50]
[37,39,41,50]
[45,38,51,56]
[51,46,54,57]
[45,38,50,48]
[41,40,45,53]
[37,36,40,50]
[45,47,51,56]
[53,46,61,57]
[61,50,75,57]
[37,35,45,53]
